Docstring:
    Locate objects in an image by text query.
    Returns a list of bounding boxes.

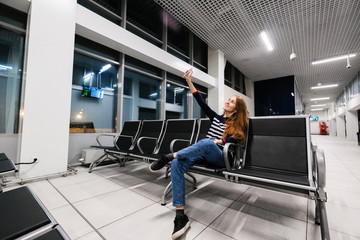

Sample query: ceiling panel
[155,0,360,108]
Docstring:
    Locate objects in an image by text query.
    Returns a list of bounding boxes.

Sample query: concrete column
[207,49,225,113]
[19,0,76,178]
[346,110,359,141]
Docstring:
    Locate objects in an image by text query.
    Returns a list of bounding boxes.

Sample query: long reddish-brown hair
[222,96,248,144]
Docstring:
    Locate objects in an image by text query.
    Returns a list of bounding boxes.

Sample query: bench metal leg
[315,198,330,240]
[165,166,170,179]
[185,172,197,189]
[88,153,118,173]
[161,181,172,205]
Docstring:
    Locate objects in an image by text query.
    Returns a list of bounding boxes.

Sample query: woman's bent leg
[177,139,225,168]
[171,157,195,207]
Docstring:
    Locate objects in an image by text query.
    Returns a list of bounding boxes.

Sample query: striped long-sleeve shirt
[193,91,237,144]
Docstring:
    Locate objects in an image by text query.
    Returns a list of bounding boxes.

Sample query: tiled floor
[3,135,360,240]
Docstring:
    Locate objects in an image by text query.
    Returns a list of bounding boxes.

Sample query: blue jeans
[171,138,225,206]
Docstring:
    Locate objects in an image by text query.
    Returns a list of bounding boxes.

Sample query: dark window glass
[0,3,27,30]
[167,15,189,57]
[125,55,162,77]
[139,107,156,120]
[77,0,122,25]
[193,34,208,70]
[75,35,119,61]
[0,26,25,133]
[166,111,181,119]
[126,0,163,40]
[224,61,246,95]
[123,77,132,96]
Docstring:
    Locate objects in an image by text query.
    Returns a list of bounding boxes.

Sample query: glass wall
[74,1,211,132]
[77,0,122,26]
[78,0,209,73]
[347,72,360,101]
[166,73,188,119]
[70,37,119,133]
[0,4,26,134]
[123,56,162,123]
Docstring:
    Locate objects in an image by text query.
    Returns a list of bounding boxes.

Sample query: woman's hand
[183,68,197,93]
[213,139,223,145]
[183,68,193,81]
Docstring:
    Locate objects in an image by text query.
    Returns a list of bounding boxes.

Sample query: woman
[149,69,248,240]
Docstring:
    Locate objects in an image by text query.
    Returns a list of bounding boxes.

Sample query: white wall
[224,86,254,117]
[336,115,346,139]
[19,0,76,178]
[306,109,328,135]
[346,110,359,141]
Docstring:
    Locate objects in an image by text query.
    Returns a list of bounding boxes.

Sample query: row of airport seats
[0,153,70,240]
[90,116,330,240]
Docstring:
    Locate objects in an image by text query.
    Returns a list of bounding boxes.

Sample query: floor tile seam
[104,174,170,204]
[96,202,159,230]
[192,225,237,240]
[63,187,129,205]
[105,173,148,189]
[46,179,107,240]
[329,228,360,239]
[191,195,244,240]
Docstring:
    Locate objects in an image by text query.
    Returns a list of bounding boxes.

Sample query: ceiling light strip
[311,104,326,107]
[260,31,274,51]
[311,84,338,89]
[312,54,356,65]
[310,97,330,101]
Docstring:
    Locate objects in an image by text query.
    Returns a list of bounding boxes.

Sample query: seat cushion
[0,187,52,240]
[0,158,16,173]
[229,167,309,186]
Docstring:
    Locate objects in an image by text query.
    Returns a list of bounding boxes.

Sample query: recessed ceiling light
[312,54,356,65]
[311,84,338,89]
[260,31,273,51]
[310,97,330,101]
[311,108,324,111]
[311,104,326,107]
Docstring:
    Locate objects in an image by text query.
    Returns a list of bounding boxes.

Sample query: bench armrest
[223,143,239,171]
[311,140,318,152]
[170,139,191,152]
[137,136,158,154]
[314,148,326,189]
[96,134,116,146]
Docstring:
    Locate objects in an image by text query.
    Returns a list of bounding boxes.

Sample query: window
[0,26,25,134]
[77,0,122,26]
[193,34,208,72]
[167,14,190,60]
[123,56,162,123]
[126,0,163,46]
[70,39,119,133]
[224,61,246,95]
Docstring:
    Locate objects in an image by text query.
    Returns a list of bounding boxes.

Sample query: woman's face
[223,96,237,113]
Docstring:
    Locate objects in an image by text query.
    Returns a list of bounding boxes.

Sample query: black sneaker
[149,154,173,172]
[172,215,190,239]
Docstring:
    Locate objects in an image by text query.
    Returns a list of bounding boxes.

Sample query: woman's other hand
[183,68,193,81]
[213,139,223,145]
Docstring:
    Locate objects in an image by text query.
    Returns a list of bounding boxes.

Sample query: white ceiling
[155,0,360,109]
